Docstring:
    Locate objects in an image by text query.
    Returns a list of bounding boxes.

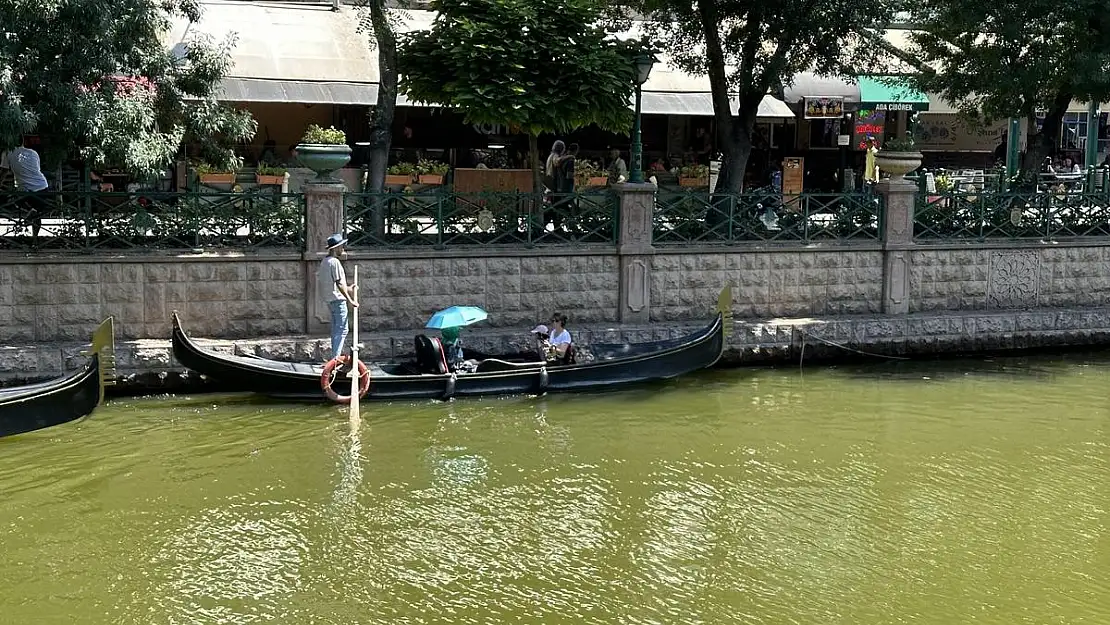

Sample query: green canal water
[2,355,1110,624]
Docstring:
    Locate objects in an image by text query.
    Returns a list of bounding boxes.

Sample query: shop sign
[852,108,886,150]
[915,113,1007,152]
[873,102,917,111]
[803,96,844,119]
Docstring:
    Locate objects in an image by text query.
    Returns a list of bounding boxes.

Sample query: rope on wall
[797,328,911,367]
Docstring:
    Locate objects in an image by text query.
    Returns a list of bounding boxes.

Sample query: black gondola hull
[171,313,726,402]
[0,317,115,439]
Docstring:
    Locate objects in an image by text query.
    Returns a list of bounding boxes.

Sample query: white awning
[218,77,378,105]
[171,3,793,118]
[639,92,795,119]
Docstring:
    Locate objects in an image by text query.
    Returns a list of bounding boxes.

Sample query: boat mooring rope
[796,328,910,367]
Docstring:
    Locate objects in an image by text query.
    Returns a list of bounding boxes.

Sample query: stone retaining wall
[651,249,884,318]
[910,245,1110,312]
[0,254,305,342]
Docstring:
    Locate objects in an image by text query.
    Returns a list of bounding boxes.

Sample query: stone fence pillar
[614,183,656,323]
[302,182,347,335]
[876,179,916,315]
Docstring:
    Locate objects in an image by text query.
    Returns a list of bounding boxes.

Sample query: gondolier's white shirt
[317,256,347,302]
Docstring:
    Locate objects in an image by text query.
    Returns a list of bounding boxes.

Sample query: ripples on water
[2,355,1110,624]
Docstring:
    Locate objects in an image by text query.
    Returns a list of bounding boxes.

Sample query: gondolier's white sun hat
[326,233,348,249]
[530,324,549,335]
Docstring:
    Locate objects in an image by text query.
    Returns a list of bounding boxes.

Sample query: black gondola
[0,317,116,438]
[170,287,732,402]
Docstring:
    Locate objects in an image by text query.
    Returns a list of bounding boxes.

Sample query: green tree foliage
[397,0,642,190]
[639,0,905,191]
[905,0,1110,183]
[0,0,256,178]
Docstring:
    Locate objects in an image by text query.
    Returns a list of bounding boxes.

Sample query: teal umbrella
[425,306,488,329]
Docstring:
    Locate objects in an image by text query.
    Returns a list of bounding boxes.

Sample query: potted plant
[575,159,609,187]
[294,124,351,181]
[386,162,417,186]
[678,164,709,187]
[194,162,237,185]
[876,135,923,181]
[256,164,287,186]
[416,159,450,185]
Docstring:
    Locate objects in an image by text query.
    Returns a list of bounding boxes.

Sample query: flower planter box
[418,174,445,185]
[255,174,285,185]
[386,174,414,186]
[198,173,235,185]
[587,176,609,186]
[679,177,708,187]
[295,143,352,181]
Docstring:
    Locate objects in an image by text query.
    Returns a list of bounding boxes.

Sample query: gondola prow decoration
[82,316,117,404]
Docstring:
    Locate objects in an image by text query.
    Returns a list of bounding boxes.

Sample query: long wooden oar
[348,265,361,423]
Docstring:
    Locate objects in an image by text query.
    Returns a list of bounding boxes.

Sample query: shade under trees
[397,0,644,193]
[0,0,255,179]
[638,0,907,192]
[904,0,1110,184]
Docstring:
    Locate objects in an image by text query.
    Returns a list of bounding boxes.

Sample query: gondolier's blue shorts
[328,299,349,360]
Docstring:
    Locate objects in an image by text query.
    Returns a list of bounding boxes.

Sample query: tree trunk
[528,133,543,236]
[528,133,542,196]
[1017,90,1072,190]
[365,0,397,234]
[716,104,759,194]
[696,0,749,194]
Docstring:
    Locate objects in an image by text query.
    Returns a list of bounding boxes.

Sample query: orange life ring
[320,356,371,404]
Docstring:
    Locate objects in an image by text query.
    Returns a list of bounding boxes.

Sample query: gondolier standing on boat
[318,233,359,361]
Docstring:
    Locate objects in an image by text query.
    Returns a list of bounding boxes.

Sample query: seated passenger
[529,323,550,358]
[547,313,574,364]
[441,326,478,373]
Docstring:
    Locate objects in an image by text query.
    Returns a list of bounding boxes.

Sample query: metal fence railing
[652,188,883,245]
[0,190,305,252]
[915,189,1110,240]
[344,190,618,248]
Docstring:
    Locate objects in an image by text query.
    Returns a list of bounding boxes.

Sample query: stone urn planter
[295,143,352,181]
[875,150,923,181]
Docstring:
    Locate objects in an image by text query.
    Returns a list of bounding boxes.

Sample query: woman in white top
[548,313,572,360]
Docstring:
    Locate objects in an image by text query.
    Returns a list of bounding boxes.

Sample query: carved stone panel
[625,259,648,312]
[882,251,910,314]
[619,255,651,323]
[304,183,347,254]
[987,250,1039,308]
[877,179,915,246]
[616,184,656,253]
[889,253,907,304]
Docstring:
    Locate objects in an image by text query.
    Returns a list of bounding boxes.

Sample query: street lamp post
[628,52,657,184]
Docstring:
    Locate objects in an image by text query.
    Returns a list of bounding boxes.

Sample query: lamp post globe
[629,52,657,184]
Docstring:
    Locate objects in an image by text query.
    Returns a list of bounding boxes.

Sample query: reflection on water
[2,354,1110,624]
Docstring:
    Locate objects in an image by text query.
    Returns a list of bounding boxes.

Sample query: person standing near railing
[607,148,628,184]
[0,139,48,238]
[863,136,880,185]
